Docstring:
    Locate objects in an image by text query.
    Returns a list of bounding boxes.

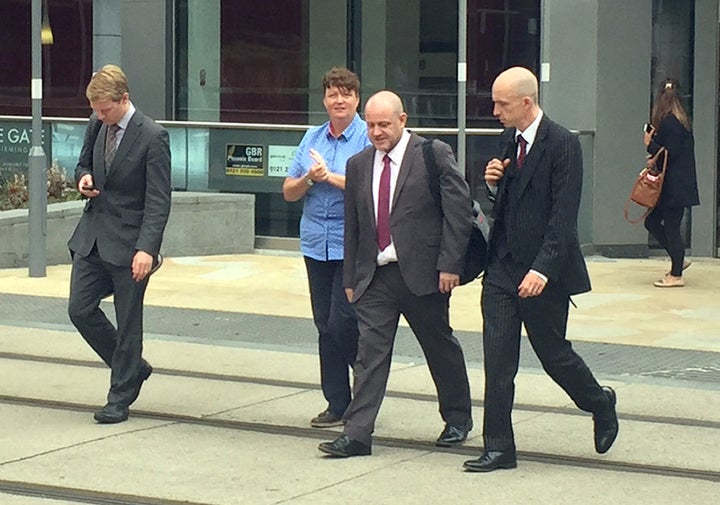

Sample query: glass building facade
[1,0,717,256]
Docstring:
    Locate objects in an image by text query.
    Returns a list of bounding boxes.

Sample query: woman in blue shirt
[283,67,370,427]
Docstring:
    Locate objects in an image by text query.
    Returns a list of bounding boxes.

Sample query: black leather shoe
[128,361,153,406]
[594,386,619,454]
[436,423,472,447]
[93,402,129,424]
[318,435,371,457]
[463,451,517,472]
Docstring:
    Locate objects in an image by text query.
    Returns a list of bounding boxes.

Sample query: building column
[93,0,122,68]
[691,0,719,257]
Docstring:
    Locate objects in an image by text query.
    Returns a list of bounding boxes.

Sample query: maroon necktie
[376,155,392,250]
[517,135,527,168]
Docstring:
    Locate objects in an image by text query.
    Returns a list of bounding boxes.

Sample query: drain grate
[641,364,720,384]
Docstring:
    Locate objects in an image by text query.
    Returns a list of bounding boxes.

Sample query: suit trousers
[481,253,608,451]
[304,257,358,417]
[68,247,149,405]
[343,263,472,445]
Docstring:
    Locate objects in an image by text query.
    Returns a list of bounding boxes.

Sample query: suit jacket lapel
[93,123,108,188]
[360,149,377,229]
[391,133,421,212]
[493,130,516,210]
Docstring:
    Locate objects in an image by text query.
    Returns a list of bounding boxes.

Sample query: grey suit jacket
[68,110,172,267]
[344,133,472,300]
[490,114,591,295]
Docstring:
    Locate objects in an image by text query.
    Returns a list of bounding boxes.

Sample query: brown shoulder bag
[624,147,668,224]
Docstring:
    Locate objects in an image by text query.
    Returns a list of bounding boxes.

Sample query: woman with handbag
[643,78,700,287]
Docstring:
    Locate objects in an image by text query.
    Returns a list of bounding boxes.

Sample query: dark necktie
[105,124,120,168]
[377,154,392,250]
[517,135,527,168]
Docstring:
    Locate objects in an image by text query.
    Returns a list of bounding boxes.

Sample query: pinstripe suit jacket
[489,115,591,296]
[343,133,473,300]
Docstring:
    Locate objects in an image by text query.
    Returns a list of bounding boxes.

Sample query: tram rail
[1,351,719,487]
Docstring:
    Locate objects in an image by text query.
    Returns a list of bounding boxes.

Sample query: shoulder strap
[422,139,443,212]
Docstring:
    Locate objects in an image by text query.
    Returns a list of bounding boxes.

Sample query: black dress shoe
[594,386,619,454]
[128,361,153,406]
[463,450,517,472]
[318,435,371,457]
[93,403,129,424]
[436,423,472,447]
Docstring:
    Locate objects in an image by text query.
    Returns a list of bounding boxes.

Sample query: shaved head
[365,90,405,116]
[494,67,538,104]
[491,67,540,130]
[364,90,407,153]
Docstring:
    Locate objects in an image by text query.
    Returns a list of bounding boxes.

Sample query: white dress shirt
[373,129,411,265]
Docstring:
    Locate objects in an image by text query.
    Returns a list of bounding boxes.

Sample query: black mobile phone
[643,123,653,134]
[81,185,95,191]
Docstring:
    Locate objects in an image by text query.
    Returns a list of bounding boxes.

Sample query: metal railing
[0,115,595,243]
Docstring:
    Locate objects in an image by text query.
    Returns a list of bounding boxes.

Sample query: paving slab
[1,255,719,352]
[1,253,719,504]
[297,453,720,505]
[0,404,169,464]
[3,347,718,475]
[1,404,718,505]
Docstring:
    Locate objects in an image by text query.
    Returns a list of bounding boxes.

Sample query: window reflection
[0,0,93,117]
[220,1,307,123]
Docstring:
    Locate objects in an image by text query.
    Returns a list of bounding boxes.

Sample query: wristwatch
[305,177,314,187]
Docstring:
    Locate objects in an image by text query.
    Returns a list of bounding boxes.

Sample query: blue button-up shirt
[288,113,370,261]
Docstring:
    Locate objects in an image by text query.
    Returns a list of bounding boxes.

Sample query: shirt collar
[384,129,411,164]
[326,113,360,140]
[516,108,543,147]
[116,102,136,130]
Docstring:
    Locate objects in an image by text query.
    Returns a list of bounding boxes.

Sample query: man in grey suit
[463,67,618,472]
[318,91,474,457]
[68,64,171,424]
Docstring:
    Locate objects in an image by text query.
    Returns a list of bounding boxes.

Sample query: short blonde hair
[86,64,129,102]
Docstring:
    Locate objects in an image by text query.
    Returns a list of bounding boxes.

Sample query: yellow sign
[226,144,264,176]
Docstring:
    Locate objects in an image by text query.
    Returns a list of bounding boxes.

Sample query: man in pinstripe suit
[463,67,618,472]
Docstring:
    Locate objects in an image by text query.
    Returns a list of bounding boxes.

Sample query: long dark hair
[651,78,691,130]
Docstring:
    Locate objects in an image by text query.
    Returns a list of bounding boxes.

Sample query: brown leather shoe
[310,409,344,428]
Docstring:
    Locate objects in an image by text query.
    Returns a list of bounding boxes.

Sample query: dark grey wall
[692,0,719,256]
[544,0,717,257]
[93,0,121,68]
[543,1,653,255]
[541,0,599,245]
[593,1,653,254]
[541,0,598,130]
[121,0,169,120]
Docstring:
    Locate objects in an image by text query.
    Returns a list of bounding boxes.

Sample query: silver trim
[0,115,594,136]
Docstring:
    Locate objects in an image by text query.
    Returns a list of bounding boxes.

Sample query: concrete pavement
[0,253,719,504]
